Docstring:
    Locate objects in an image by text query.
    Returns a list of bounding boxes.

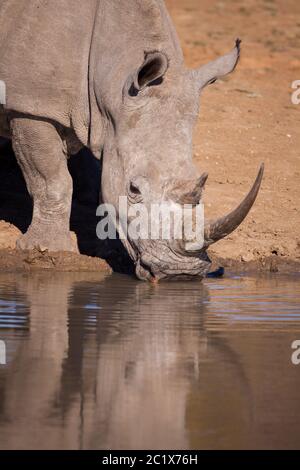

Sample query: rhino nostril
[136,259,154,281]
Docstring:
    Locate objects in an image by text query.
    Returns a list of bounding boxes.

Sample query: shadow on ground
[0,140,134,275]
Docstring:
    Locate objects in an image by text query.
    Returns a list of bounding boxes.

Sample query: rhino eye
[127,181,143,203]
[129,182,141,196]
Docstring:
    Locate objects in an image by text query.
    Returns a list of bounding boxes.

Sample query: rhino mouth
[135,252,211,282]
[121,236,211,281]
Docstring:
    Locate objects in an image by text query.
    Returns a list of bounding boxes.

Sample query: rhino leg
[11,117,78,253]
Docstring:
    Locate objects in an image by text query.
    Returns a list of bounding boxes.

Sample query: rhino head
[97,40,264,281]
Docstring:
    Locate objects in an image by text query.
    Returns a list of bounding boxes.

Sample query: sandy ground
[0,0,299,274]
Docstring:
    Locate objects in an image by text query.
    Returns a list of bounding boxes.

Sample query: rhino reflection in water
[0,273,252,450]
[0,1,263,280]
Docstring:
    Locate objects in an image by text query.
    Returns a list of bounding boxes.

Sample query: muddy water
[0,271,300,450]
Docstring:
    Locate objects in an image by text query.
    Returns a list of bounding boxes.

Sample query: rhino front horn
[204,164,264,247]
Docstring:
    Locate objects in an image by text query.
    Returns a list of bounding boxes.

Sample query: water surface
[0,271,300,450]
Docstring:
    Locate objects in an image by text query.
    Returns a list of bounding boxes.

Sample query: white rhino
[0,0,263,280]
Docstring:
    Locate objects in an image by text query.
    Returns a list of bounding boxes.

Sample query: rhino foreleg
[11,117,78,253]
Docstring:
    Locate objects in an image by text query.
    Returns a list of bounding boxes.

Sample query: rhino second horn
[180,172,208,205]
[204,164,264,247]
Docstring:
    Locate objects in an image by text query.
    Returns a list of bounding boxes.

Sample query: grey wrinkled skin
[0,0,263,281]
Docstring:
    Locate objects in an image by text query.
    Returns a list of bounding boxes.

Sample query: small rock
[241,252,254,262]
[0,222,21,249]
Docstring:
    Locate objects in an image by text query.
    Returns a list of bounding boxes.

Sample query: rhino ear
[194,39,241,90]
[130,52,169,94]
